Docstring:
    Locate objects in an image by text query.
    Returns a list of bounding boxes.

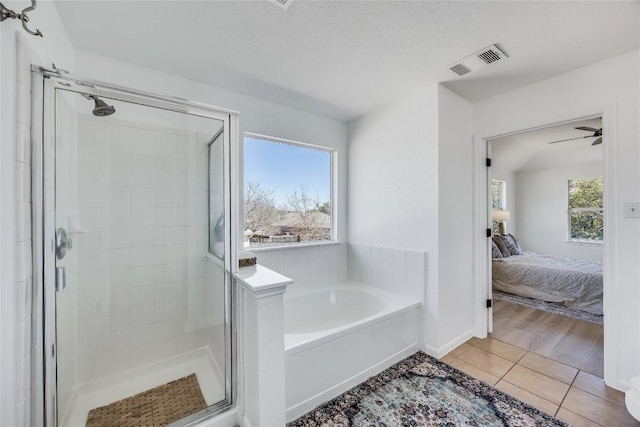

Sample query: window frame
[243,132,336,250]
[491,179,507,234]
[567,177,604,244]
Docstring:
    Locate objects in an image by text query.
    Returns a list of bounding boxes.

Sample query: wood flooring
[490,298,604,377]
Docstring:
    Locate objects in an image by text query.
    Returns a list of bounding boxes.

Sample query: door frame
[472,107,616,386]
[33,67,239,426]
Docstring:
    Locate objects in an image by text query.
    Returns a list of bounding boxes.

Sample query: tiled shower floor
[62,347,224,427]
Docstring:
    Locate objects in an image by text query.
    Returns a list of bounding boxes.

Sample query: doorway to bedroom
[487,116,605,378]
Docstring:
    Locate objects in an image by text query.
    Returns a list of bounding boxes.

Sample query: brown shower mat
[85,373,207,427]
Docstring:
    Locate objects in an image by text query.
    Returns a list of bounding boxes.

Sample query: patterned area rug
[85,373,207,427]
[288,352,567,426]
[493,290,603,325]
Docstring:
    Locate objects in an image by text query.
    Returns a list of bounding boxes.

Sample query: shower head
[90,96,116,116]
[81,93,116,116]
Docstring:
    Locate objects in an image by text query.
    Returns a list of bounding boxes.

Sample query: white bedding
[492,251,603,315]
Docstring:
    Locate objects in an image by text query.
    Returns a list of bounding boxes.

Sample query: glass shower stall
[33,69,237,426]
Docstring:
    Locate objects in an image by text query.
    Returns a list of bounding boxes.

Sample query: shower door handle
[55,266,66,292]
[55,227,73,260]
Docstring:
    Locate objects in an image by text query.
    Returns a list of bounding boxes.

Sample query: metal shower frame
[31,66,239,427]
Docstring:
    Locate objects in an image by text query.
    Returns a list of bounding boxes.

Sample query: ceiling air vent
[449,44,508,76]
[478,48,501,64]
[449,63,472,76]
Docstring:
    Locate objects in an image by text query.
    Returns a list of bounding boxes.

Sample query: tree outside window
[243,135,333,247]
[568,177,603,241]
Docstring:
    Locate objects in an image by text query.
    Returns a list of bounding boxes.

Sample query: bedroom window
[568,177,603,242]
[243,133,334,248]
[491,179,506,234]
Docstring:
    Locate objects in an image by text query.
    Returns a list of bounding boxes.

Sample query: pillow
[507,233,523,254]
[491,240,503,258]
[499,235,519,256]
[502,234,522,255]
[492,236,511,257]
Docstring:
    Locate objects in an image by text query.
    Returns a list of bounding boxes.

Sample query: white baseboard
[285,342,419,422]
[609,378,631,393]
[423,329,475,359]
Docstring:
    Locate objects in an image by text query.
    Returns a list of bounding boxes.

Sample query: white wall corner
[421,343,441,359]
[423,329,475,359]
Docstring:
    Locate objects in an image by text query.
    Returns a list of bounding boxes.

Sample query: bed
[491,236,603,315]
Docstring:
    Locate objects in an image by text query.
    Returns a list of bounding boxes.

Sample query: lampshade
[492,210,510,221]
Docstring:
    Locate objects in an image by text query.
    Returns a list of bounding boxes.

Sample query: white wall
[436,86,475,351]
[473,50,640,390]
[517,160,603,261]
[347,83,438,350]
[1,2,75,424]
[347,84,438,252]
[347,84,475,356]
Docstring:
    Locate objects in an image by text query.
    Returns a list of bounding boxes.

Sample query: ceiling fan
[548,126,603,146]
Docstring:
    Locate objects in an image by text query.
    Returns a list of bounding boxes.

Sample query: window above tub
[243,133,335,249]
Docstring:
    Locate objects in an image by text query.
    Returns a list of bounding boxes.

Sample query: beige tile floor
[442,337,639,426]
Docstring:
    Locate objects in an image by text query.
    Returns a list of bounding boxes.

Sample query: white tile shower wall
[347,242,426,302]
[255,243,347,288]
[15,37,34,427]
[72,115,220,385]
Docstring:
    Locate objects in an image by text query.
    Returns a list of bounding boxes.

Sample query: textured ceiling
[54,1,639,121]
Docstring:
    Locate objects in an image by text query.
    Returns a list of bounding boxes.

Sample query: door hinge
[486,299,493,308]
[486,228,492,237]
[486,158,491,167]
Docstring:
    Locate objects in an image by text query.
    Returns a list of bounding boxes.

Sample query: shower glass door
[42,74,236,427]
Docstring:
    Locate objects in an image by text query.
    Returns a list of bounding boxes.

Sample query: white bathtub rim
[285,287,385,334]
[284,282,421,356]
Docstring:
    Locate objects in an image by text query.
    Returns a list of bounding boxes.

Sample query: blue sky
[244,137,331,208]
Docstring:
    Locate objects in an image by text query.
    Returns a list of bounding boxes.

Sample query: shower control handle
[55,227,73,260]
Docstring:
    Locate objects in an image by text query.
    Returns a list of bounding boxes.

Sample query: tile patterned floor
[443,337,639,427]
